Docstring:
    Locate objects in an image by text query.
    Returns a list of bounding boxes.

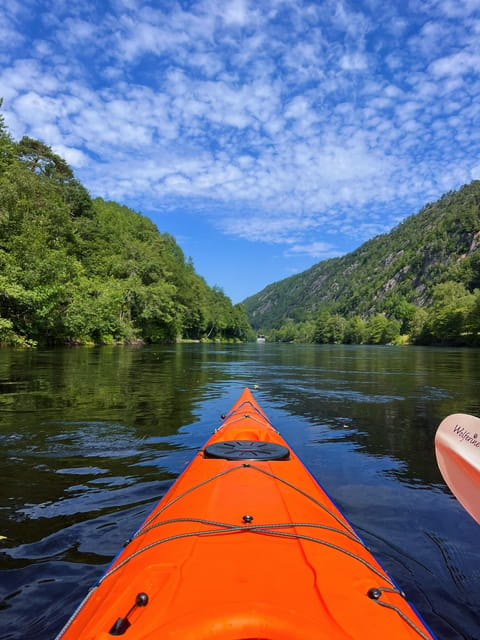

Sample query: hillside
[0,105,251,346]
[244,181,480,337]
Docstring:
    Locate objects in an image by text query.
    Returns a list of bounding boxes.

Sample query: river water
[1,343,479,639]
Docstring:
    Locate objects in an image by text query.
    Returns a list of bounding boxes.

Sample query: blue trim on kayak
[279,429,438,640]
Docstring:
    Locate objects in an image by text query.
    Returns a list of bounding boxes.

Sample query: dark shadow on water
[1,344,479,639]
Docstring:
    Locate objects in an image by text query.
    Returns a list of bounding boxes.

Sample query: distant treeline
[245,179,480,348]
[265,280,480,346]
[0,102,252,346]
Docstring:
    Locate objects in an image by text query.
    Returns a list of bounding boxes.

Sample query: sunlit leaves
[0,113,250,345]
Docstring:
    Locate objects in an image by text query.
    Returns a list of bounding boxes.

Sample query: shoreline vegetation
[259,302,480,347]
[2,101,479,349]
[0,102,253,348]
[247,180,480,348]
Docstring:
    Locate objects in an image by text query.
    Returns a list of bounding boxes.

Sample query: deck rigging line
[93,462,432,640]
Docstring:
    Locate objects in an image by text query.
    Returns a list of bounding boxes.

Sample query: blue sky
[1,0,480,303]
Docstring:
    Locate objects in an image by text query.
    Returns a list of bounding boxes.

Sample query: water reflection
[1,344,479,639]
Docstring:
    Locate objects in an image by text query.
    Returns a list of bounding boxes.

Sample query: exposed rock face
[244,181,480,329]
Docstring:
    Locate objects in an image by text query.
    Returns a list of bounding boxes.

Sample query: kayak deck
[57,388,435,640]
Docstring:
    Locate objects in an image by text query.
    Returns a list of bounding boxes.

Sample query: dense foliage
[245,182,480,346]
[0,105,251,346]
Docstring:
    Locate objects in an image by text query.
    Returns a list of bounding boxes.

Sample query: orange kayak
[57,388,436,640]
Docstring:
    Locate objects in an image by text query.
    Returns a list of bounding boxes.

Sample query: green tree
[422,282,475,344]
[344,316,367,344]
[280,320,300,343]
[458,251,480,291]
[329,315,346,343]
[0,110,252,346]
[366,315,400,344]
[465,290,480,344]
[409,308,428,344]
[314,312,333,343]
[16,136,93,219]
[294,319,316,343]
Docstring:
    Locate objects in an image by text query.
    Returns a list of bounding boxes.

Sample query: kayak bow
[57,388,435,640]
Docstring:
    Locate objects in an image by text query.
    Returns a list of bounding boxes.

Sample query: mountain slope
[244,181,480,330]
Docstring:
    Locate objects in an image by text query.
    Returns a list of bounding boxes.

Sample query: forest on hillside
[265,282,480,346]
[3,94,480,349]
[0,103,252,347]
[245,182,480,347]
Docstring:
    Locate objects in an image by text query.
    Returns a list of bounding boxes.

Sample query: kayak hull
[57,388,435,640]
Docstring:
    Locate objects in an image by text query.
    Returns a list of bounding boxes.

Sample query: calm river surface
[1,344,479,639]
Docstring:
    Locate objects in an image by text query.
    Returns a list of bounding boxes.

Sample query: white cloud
[284,96,312,120]
[52,144,90,168]
[430,51,480,76]
[221,0,250,26]
[436,0,480,17]
[1,0,479,263]
[339,52,368,71]
[285,241,339,258]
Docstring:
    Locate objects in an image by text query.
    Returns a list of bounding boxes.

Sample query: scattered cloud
[285,241,340,259]
[1,0,480,276]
